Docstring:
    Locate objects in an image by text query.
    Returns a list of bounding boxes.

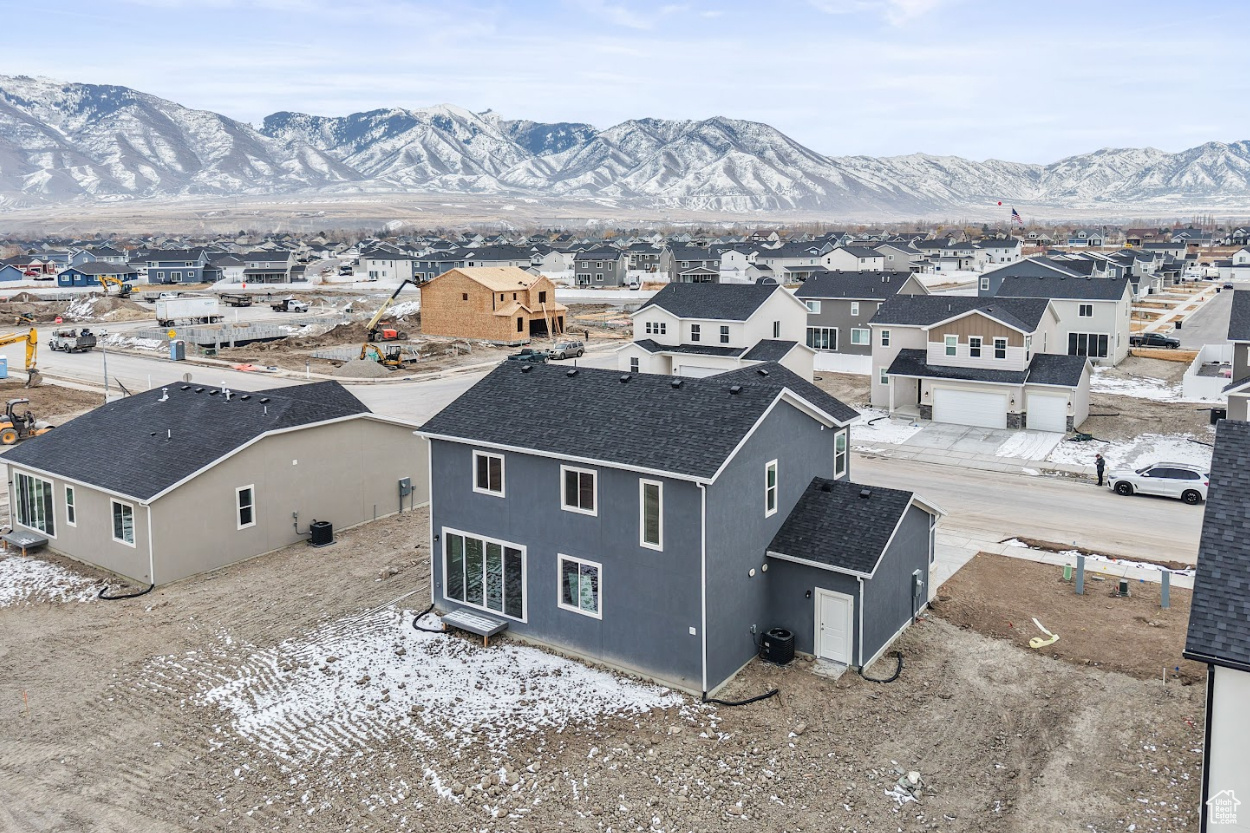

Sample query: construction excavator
[0,398,53,445]
[358,279,417,367]
[0,328,41,388]
[97,274,133,298]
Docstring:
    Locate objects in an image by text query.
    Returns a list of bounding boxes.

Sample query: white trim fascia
[146,504,156,586]
[699,483,709,695]
[856,577,865,667]
[4,461,143,503]
[765,549,873,579]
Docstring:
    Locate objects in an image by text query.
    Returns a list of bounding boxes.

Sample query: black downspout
[1198,663,1215,833]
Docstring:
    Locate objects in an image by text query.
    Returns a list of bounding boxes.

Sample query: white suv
[1107,462,1209,505]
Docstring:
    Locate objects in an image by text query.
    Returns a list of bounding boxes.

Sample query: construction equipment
[357,280,416,366]
[0,328,42,387]
[0,398,53,445]
[48,328,97,353]
[97,274,133,298]
[360,343,408,369]
[220,293,253,307]
[271,297,310,313]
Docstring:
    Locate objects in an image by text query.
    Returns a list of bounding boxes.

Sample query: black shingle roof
[994,274,1130,301]
[795,271,917,300]
[768,477,917,575]
[1228,291,1250,341]
[1027,353,1088,386]
[630,339,743,358]
[2,381,368,501]
[64,262,138,275]
[740,340,799,363]
[887,349,1029,385]
[419,362,855,481]
[1185,420,1250,670]
[639,283,780,321]
[870,296,1051,331]
[712,364,859,423]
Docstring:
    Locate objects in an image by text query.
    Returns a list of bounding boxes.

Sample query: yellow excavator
[0,328,42,388]
[97,274,133,298]
[358,279,417,367]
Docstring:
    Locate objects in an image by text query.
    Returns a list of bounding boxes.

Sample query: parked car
[1224,283,1236,290]
[1129,332,1181,349]
[549,339,585,360]
[506,348,549,364]
[1107,462,1209,505]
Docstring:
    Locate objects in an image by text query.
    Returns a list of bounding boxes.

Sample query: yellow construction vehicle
[358,279,417,364]
[97,274,133,298]
[0,398,53,445]
[0,328,42,387]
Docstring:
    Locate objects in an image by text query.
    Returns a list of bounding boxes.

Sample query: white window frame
[880,329,890,347]
[441,527,528,622]
[993,337,1008,359]
[765,459,778,517]
[969,335,982,358]
[879,368,889,385]
[557,554,602,619]
[850,301,860,316]
[560,464,598,516]
[719,325,730,344]
[834,429,848,478]
[629,357,639,373]
[850,328,871,346]
[111,499,136,548]
[980,277,990,291]
[472,450,505,497]
[690,323,701,342]
[804,300,821,313]
[14,472,55,538]
[64,484,76,527]
[772,321,781,338]
[639,479,663,551]
[1078,303,1094,317]
[944,334,957,357]
[236,484,256,530]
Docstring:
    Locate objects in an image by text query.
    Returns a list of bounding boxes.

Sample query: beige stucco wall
[1206,666,1250,831]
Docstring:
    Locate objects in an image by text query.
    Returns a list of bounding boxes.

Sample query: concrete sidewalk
[858,441,1095,479]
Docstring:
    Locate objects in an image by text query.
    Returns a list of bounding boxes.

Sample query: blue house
[57,262,140,288]
[418,361,941,694]
[142,248,220,284]
[0,264,26,282]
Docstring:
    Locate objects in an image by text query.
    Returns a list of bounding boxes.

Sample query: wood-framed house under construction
[420,267,567,344]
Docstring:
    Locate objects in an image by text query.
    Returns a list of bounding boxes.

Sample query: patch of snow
[0,554,98,606]
[1047,432,1213,471]
[993,431,1064,460]
[851,408,923,447]
[100,333,164,351]
[1090,367,1185,402]
[65,296,99,320]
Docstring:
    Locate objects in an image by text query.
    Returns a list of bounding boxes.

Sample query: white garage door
[677,365,722,378]
[1027,393,1068,433]
[932,388,1007,429]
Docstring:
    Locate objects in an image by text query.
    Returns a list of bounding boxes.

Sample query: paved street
[1176,283,1237,348]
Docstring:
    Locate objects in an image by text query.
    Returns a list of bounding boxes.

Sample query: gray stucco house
[418,361,941,694]
[3,382,425,586]
[796,270,928,357]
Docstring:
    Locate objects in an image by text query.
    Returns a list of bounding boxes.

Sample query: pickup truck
[219,293,253,307]
[271,298,310,313]
[48,328,97,353]
[506,348,550,364]
[1130,332,1181,349]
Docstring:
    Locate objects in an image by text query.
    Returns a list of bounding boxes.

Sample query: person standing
[1095,453,1106,487]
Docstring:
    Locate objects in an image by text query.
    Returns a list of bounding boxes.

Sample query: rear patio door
[815,588,854,665]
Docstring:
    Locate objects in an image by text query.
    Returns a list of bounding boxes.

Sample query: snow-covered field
[100,332,164,351]
[850,408,924,449]
[1090,368,1186,402]
[993,431,1065,460]
[1047,432,1213,471]
[0,553,98,606]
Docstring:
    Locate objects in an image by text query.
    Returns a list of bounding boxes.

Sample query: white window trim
[804,300,821,313]
[944,334,957,356]
[557,553,603,619]
[441,526,528,623]
[850,301,860,316]
[879,368,889,385]
[834,429,849,479]
[969,335,983,358]
[880,329,890,347]
[64,484,76,528]
[980,277,990,291]
[236,484,256,530]
[850,328,871,346]
[639,479,663,551]
[472,450,506,497]
[993,337,1008,359]
[111,499,136,548]
[765,459,779,518]
[14,471,56,539]
[560,464,598,516]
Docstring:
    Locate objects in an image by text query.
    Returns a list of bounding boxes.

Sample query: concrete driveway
[901,422,1064,460]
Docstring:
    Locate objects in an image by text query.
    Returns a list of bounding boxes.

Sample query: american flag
[1011,208,1023,225]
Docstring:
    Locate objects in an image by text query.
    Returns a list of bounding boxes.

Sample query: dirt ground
[813,371,871,408]
[0,379,103,422]
[0,507,1203,833]
[1080,395,1214,443]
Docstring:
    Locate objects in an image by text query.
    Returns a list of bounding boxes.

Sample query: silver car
[1107,462,1209,505]
[550,339,585,360]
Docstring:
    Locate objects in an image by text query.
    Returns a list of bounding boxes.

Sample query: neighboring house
[664,246,722,284]
[1141,241,1187,260]
[143,249,217,284]
[2,382,426,586]
[868,296,1092,432]
[532,248,576,279]
[573,248,630,287]
[795,271,929,363]
[617,283,815,380]
[1222,292,1250,421]
[1183,419,1250,831]
[239,250,295,284]
[754,242,824,282]
[56,262,141,288]
[0,264,27,282]
[360,250,418,283]
[1066,230,1105,247]
[208,253,246,283]
[420,267,566,342]
[623,243,665,275]
[974,238,1023,268]
[873,243,920,272]
[417,361,941,694]
[822,246,886,272]
[716,247,759,283]
[987,275,1133,366]
[977,257,1083,295]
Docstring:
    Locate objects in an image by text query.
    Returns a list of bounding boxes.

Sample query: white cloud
[808,0,952,25]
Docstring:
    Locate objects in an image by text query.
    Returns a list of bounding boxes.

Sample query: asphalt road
[1176,284,1237,348]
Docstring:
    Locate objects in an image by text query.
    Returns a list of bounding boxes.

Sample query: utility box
[170,340,186,362]
[0,357,8,379]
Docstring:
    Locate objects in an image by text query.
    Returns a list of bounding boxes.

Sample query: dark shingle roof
[740,340,799,363]
[639,283,780,321]
[994,275,1130,301]
[768,477,917,575]
[1027,353,1088,386]
[871,296,1051,331]
[631,339,743,358]
[64,262,138,276]
[1228,291,1250,341]
[1185,420,1250,670]
[712,364,859,423]
[2,381,368,501]
[420,363,855,481]
[887,349,1028,385]
[795,271,916,300]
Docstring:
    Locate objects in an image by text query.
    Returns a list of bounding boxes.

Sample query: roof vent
[671,378,683,388]
[729,385,742,394]
[566,368,578,377]
[259,397,270,404]
[756,368,769,377]
[240,394,251,400]
[179,385,190,391]
[208,389,219,395]
[194,387,204,393]
[159,387,168,402]
[859,488,872,499]
[619,374,631,383]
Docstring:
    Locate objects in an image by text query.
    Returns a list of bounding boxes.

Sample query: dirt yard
[0,379,103,422]
[814,370,871,407]
[0,509,1203,833]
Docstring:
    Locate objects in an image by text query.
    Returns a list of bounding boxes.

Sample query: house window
[630,357,639,373]
[879,368,889,385]
[881,329,891,347]
[806,327,837,351]
[645,321,667,336]
[944,335,957,357]
[558,554,601,618]
[969,336,982,358]
[595,262,603,268]
[980,277,990,291]
[719,325,730,344]
[517,317,524,332]
[851,301,860,316]
[444,531,525,620]
[994,337,1007,359]
[462,293,469,301]
[561,465,596,515]
[691,323,701,342]
[804,300,821,313]
[14,472,54,536]
[236,485,256,529]
[65,485,76,526]
[765,460,778,517]
[773,321,781,338]
[1078,304,1093,317]
[473,451,505,496]
[1068,332,1109,358]
[851,329,871,346]
[640,479,663,550]
[834,430,848,478]
[112,500,135,546]
[1025,334,1032,358]
[538,290,547,304]
[171,271,182,281]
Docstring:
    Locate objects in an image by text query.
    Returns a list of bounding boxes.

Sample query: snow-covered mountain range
[4,74,1250,216]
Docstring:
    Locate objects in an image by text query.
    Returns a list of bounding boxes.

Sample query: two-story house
[417,361,941,694]
[869,296,1091,432]
[617,283,815,380]
[795,271,928,373]
[1066,229,1105,247]
[754,242,824,282]
[361,249,419,283]
[974,238,1023,268]
[660,246,721,284]
[420,267,566,342]
[821,246,887,272]
[573,247,630,287]
[241,250,295,284]
[143,249,217,284]
[987,275,1133,366]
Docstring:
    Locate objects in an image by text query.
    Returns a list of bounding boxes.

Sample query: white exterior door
[1026,393,1068,433]
[676,365,721,378]
[816,589,854,665]
[932,388,1008,429]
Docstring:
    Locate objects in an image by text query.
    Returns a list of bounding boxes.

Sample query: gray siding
[765,560,859,658]
[428,441,705,690]
[806,300,882,356]
[860,504,932,664]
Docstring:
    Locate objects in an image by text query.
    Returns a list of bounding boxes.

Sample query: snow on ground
[100,333,164,351]
[851,408,924,449]
[994,431,1064,460]
[0,554,98,606]
[1003,539,1194,577]
[147,606,689,791]
[65,296,99,320]
[389,300,420,319]
[1047,432,1213,471]
[1090,367,1185,402]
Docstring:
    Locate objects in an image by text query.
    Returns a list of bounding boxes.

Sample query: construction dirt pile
[333,357,393,378]
[0,294,153,324]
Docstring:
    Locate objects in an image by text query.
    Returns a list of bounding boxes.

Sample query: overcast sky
[5,0,1248,163]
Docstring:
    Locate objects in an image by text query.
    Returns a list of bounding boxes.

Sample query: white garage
[676,364,723,378]
[932,387,1008,429]
[1026,392,1069,433]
